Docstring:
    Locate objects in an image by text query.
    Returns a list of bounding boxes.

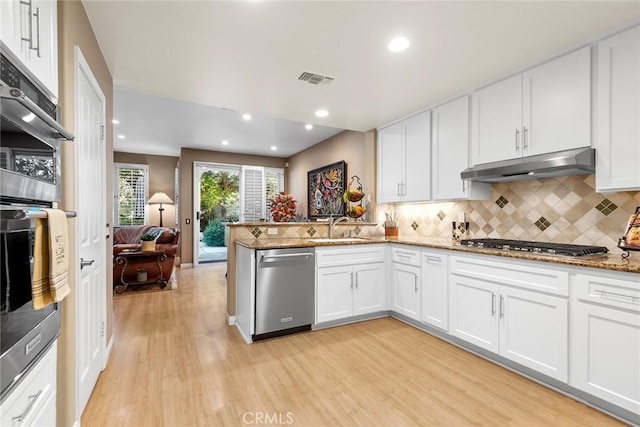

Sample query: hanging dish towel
[32,209,71,309]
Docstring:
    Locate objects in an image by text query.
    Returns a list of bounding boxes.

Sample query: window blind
[240,166,265,222]
[114,163,148,226]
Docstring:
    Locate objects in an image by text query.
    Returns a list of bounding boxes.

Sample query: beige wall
[114,152,179,227]
[179,148,286,265]
[58,1,113,426]
[286,130,376,218]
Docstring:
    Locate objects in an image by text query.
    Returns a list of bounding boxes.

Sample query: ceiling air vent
[298,72,334,85]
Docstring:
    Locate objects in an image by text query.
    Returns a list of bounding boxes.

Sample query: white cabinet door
[450,275,499,352]
[391,263,421,321]
[572,302,640,414]
[1,0,24,58]
[316,266,354,323]
[353,263,386,316]
[25,0,57,97]
[499,287,568,381]
[421,252,448,331]
[403,110,431,202]
[522,46,590,157]
[377,122,404,203]
[471,74,523,165]
[30,390,56,427]
[595,25,640,192]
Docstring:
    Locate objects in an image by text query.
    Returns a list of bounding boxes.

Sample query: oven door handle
[80,258,95,270]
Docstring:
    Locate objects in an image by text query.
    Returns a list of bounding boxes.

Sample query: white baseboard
[73,419,81,427]
[180,263,194,268]
[103,335,114,369]
[226,314,236,325]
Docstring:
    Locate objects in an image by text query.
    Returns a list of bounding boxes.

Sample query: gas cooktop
[460,238,609,257]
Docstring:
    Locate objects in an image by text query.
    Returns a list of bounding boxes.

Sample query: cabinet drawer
[450,255,569,296]
[574,273,640,312]
[1,341,56,427]
[316,245,384,268]
[391,247,420,266]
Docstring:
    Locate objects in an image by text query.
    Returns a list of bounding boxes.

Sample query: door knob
[80,258,95,270]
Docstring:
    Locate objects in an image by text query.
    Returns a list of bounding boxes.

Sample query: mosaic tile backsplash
[380,175,640,255]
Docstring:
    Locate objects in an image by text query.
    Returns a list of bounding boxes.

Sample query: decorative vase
[141,241,155,252]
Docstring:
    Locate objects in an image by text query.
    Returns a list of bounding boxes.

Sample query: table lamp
[148,192,174,227]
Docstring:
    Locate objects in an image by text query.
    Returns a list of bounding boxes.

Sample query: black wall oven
[0,42,74,400]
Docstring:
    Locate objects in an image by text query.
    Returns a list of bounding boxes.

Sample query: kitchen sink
[309,238,367,243]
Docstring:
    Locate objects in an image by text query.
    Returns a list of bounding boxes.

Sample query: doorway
[194,163,240,264]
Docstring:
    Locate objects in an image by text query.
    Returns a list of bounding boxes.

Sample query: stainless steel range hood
[461,147,595,183]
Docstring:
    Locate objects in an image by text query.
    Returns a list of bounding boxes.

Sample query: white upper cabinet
[594,25,640,192]
[471,47,591,166]
[432,96,490,200]
[0,0,58,98]
[522,46,591,156]
[377,111,431,203]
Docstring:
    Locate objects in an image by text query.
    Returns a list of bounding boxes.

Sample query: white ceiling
[83,0,639,158]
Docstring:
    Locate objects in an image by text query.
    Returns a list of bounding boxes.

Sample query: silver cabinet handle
[80,258,95,269]
[424,255,441,263]
[350,271,354,290]
[32,6,41,57]
[515,128,520,152]
[261,253,313,261]
[462,179,466,193]
[596,290,639,305]
[414,274,418,292]
[12,390,42,422]
[354,271,358,289]
[523,126,528,151]
[20,0,34,49]
[491,292,496,316]
[401,182,406,196]
[397,182,401,197]
[499,295,504,319]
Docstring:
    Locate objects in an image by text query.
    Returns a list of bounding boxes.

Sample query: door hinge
[100,125,105,141]
[101,321,105,338]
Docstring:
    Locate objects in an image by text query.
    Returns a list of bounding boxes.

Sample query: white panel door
[403,111,431,202]
[75,47,106,418]
[377,122,404,203]
[432,96,470,200]
[353,263,385,315]
[572,302,640,414]
[595,25,640,192]
[421,252,448,331]
[499,287,568,381]
[450,275,499,352]
[316,266,354,323]
[0,0,24,59]
[391,263,420,321]
[471,74,523,165]
[522,46,591,157]
[25,0,58,97]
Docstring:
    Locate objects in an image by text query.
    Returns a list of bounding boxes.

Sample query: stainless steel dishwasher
[254,247,315,341]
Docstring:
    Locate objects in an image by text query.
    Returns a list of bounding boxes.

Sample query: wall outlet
[267,228,278,235]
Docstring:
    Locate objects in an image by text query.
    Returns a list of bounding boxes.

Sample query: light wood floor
[82,264,622,427]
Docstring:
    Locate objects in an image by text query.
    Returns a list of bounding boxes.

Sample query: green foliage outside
[200,171,240,232]
[203,220,225,247]
[118,172,145,225]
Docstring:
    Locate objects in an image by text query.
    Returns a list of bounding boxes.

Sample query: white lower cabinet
[0,341,57,427]
[449,255,568,381]
[571,272,640,414]
[315,246,385,324]
[421,252,448,331]
[391,264,421,321]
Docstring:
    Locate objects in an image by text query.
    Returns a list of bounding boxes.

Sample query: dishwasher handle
[260,253,314,261]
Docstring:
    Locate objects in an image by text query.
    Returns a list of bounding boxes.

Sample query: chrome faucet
[328,216,349,238]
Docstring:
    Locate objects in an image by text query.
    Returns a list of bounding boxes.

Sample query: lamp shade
[148,192,174,205]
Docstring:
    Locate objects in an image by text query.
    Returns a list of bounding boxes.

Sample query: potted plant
[136,267,148,282]
[140,233,156,252]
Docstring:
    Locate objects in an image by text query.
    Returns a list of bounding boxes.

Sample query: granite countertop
[235,237,640,274]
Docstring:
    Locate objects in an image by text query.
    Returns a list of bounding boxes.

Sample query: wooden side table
[114,250,168,294]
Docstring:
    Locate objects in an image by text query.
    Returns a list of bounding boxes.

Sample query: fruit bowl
[343,190,365,203]
[347,206,366,218]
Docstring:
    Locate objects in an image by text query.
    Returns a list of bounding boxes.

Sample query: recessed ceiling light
[270,146,277,151]
[117,135,125,139]
[242,113,252,121]
[315,109,329,118]
[388,36,410,52]
[112,119,120,124]
[305,124,313,130]
[222,140,229,145]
